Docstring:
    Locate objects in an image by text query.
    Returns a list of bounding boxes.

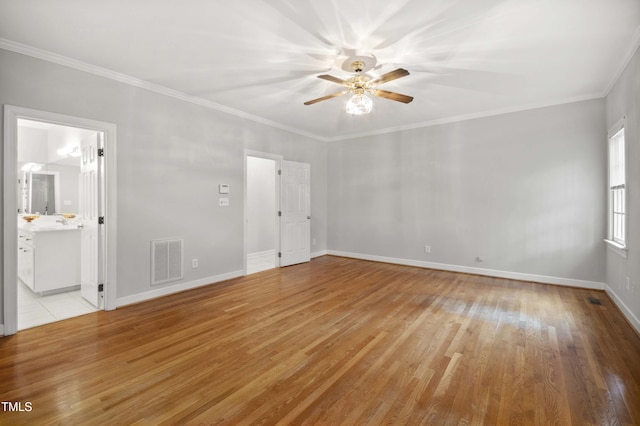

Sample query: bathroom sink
[31,224,79,232]
[18,216,81,232]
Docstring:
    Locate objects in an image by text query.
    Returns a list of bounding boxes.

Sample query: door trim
[3,105,118,335]
[243,150,282,275]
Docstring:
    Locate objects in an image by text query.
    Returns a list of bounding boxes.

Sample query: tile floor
[17,281,99,330]
[247,250,277,275]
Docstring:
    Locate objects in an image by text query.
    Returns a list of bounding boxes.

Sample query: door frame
[243,150,282,275]
[3,105,118,335]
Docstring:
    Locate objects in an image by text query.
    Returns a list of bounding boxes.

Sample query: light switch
[219,197,229,207]
[218,184,229,194]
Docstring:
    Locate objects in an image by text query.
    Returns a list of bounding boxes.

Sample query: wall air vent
[151,238,183,286]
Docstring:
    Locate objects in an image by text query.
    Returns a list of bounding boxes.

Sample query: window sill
[604,239,627,258]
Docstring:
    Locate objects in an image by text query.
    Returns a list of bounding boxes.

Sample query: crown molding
[0,38,327,142]
[326,93,604,142]
[603,25,640,95]
[0,37,623,143]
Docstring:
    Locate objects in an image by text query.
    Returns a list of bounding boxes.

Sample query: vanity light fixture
[57,145,81,158]
[21,162,43,172]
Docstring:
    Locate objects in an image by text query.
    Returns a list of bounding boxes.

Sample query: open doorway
[245,153,280,274]
[243,152,311,275]
[16,119,100,329]
[3,105,117,336]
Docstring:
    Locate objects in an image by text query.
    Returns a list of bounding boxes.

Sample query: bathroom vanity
[18,226,81,293]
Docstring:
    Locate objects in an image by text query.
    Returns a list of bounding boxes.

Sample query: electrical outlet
[424,245,431,253]
[219,198,229,207]
[192,258,198,268]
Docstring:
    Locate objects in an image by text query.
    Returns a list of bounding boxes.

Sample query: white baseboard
[115,270,244,308]
[116,250,328,309]
[247,250,326,262]
[247,249,276,261]
[311,250,328,258]
[605,285,640,335]
[327,250,606,290]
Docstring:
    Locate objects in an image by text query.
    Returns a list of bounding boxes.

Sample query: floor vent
[151,238,183,286]
[587,297,603,305]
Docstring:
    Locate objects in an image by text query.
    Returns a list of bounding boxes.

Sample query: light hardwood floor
[1,256,639,424]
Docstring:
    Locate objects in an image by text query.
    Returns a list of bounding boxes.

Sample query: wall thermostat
[218,184,229,194]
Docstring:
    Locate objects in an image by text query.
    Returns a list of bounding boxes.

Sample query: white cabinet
[17,232,35,288]
[17,228,81,292]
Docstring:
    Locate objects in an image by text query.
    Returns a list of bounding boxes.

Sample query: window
[608,123,625,246]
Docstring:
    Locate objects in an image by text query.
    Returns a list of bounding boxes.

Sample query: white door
[280,160,310,266]
[79,133,102,307]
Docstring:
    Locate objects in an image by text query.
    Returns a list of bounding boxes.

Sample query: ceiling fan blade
[372,89,414,104]
[369,68,410,85]
[304,91,347,105]
[318,74,349,86]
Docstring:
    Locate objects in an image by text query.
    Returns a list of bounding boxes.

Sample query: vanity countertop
[18,216,81,232]
[20,224,80,232]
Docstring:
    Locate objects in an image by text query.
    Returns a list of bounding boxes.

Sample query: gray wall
[605,45,640,330]
[328,99,607,283]
[0,49,328,310]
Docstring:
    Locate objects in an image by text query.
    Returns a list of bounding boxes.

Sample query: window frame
[605,117,627,255]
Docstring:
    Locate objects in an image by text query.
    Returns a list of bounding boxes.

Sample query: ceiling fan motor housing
[351,60,365,73]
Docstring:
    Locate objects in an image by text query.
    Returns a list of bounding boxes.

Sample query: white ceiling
[1,0,639,141]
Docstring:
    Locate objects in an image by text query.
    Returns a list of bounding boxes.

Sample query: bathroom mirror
[20,170,61,215]
[17,119,86,216]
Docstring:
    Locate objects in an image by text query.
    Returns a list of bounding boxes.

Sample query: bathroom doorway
[17,119,99,329]
[3,106,118,335]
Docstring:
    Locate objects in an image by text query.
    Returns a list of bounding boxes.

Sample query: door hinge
[278,211,282,217]
[98,148,104,157]
[278,169,281,175]
[278,252,281,258]
[98,216,105,225]
[98,284,104,292]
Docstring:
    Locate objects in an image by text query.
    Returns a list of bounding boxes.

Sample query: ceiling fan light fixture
[346,93,373,115]
[304,57,411,113]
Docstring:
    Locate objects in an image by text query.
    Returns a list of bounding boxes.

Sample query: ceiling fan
[304,59,414,115]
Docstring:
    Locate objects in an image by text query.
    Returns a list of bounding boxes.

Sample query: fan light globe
[346,94,373,115]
